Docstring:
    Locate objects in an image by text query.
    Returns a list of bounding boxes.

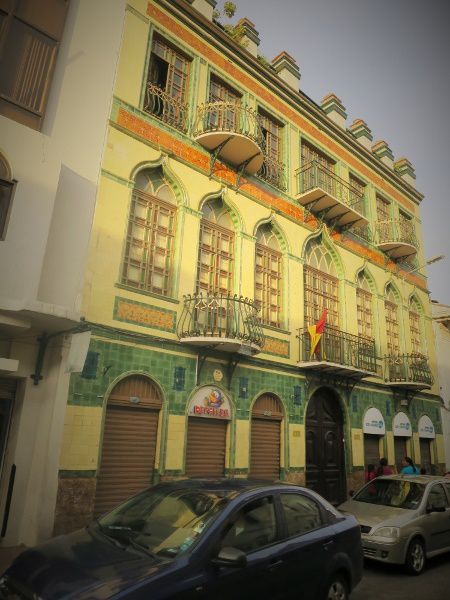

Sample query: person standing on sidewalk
[375,457,393,477]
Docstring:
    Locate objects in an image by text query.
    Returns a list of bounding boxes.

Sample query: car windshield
[97,486,231,557]
[353,479,425,509]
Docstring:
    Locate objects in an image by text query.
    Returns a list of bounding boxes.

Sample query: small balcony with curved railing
[193,101,265,175]
[374,220,418,260]
[383,353,433,390]
[297,326,378,379]
[258,154,287,191]
[177,292,265,355]
[144,82,189,133]
[295,161,368,229]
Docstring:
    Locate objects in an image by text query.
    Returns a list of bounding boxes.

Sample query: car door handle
[323,539,335,550]
[267,559,284,571]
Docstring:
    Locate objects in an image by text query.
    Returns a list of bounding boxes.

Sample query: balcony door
[305,388,345,505]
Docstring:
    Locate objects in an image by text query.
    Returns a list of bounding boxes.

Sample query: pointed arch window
[196,198,234,295]
[385,286,400,355]
[303,238,339,328]
[255,224,282,327]
[122,169,176,295]
[356,274,373,341]
[409,297,424,355]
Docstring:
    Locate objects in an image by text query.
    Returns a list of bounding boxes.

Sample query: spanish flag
[308,309,327,359]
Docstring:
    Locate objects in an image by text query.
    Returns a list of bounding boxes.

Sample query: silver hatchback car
[339,475,450,575]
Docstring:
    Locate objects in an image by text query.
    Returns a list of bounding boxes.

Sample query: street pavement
[351,554,450,600]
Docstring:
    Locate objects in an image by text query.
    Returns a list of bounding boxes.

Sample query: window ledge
[115,283,180,304]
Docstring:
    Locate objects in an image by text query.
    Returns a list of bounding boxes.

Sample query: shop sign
[418,415,435,439]
[188,386,231,420]
[363,407,385,435]
[393,411,412,437]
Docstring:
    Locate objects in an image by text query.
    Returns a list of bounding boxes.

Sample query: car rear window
[354,479,425,509]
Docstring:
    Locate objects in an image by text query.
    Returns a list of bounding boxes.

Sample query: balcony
[297,327,378,379]
[258,154,287,191]
[144,82,189,133]
[193,102,264,175]
[177,292,265,355]
[374,220,418,260]
[383,354,433,390]
[295,161,368,229]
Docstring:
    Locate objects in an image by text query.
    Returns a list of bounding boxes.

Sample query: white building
[0,0,125,547]
[432,300,450,471]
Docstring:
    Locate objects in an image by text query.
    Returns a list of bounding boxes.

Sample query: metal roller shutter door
[185,417,226,478]
[250,418,280,481]
[94,404,159,516]
[363,434,380,468]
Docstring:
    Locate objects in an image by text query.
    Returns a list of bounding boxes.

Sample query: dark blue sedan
[0,480,362,600]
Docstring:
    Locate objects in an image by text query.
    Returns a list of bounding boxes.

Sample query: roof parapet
[236,18,260,57]
[271,51,301,91]
[186,0,217,21]
[348,118,373,150]
[372,140,394,169]
[321,93,347,129]
[394,157,416,188]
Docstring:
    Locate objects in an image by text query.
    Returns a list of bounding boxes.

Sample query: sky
[219,0,450,303]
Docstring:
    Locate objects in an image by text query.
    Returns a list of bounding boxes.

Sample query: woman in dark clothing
[376,457,393,477]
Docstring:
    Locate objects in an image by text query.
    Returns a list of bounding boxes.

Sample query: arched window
[196,198,234,295]
[255,224,282,327]
[385,285,400,355]
[304,238,339,327]
[409,297,424,355]
[0,153,15,240]
[122,168,176,295]
[356,273,373,341]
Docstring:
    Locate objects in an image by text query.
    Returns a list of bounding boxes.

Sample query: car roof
[377,474,449,485]
[152,478,305,494]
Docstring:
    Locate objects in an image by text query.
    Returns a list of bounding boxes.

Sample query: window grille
[122,187,176,296]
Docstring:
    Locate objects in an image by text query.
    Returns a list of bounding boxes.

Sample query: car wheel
[405,538,425,575]
[323,574,348,600]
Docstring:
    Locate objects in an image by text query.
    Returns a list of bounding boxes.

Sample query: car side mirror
[426,505,446,514]
[211,546,247,569]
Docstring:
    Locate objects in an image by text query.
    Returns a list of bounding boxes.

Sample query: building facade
[54,0,444,533]
[432,301,450,471]
[0,0,125,546]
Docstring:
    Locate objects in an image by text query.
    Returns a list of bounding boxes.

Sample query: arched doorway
[94,375,162,516]
[305,388,345,505]
[250,393,283,480]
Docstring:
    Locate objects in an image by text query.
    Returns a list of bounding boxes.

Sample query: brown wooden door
[250,394,283,480]
[185,417,227,477]
[94,376,162,516]
[394,437,408,473]
[305,389,345,505]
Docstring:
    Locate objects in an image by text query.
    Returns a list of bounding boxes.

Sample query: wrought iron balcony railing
[298,326,378,375]
[144,82,189,133]
[258,154,287,191]
[384,354,433,388]
[296,161,365,214]
[177,292,265,352]
[193,101,264,148]
[374,220,418,250]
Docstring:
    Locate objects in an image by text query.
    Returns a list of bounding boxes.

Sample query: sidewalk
[0,545,27,574]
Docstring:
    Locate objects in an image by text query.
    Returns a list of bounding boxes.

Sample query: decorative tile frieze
[113,296,176,332]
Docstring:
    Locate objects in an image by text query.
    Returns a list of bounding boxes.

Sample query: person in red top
[365,464,376,482]
[375,457,393,477]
